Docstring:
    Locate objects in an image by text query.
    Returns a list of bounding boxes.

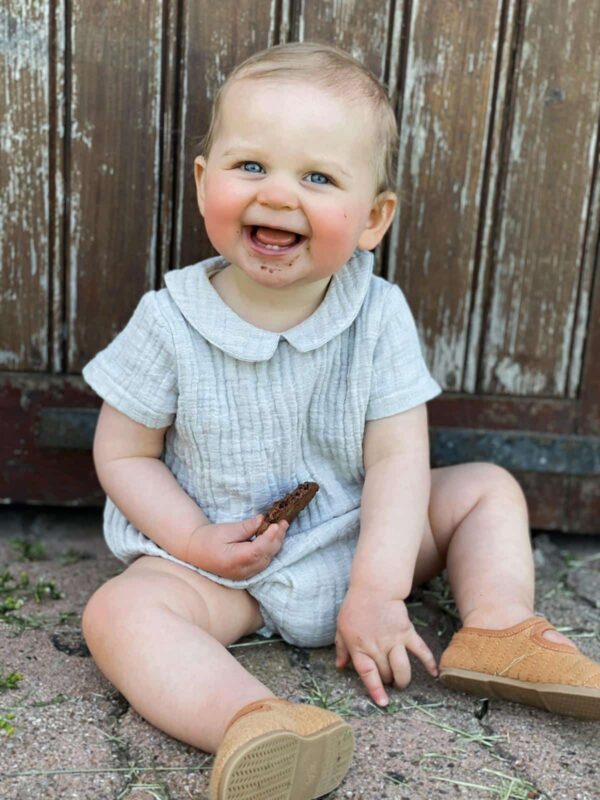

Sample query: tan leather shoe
[439,615,600,719]
[209,698,354,800]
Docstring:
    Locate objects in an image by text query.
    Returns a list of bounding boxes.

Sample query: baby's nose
[256,177,299,210]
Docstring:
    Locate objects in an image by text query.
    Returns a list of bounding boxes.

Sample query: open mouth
[243,225,307,257]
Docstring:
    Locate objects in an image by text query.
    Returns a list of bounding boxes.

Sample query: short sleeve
[366,284,442,421]
[81,291,177,428]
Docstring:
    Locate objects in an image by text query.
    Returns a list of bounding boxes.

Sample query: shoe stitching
[459,616,544,638]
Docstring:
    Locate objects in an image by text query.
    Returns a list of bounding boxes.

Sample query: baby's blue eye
[240,161,264,173]
[307,172,330,185]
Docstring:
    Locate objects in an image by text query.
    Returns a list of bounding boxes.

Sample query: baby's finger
[264,520,288,547]
[237,514,266,541]
[352,651,389,707]
[253,521,288,558]
[388,642,412,690]
[406,631,439,678]
[335,634,350,669]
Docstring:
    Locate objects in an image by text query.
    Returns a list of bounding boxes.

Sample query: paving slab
[0,507,598,799]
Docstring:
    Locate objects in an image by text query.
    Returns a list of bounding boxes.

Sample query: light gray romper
[82,249,442,647]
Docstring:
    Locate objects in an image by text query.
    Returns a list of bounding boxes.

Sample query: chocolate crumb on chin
[255,481,320,535]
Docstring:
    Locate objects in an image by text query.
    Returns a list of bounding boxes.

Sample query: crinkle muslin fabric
[82,249,442,645]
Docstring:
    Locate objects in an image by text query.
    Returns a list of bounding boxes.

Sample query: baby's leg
[413,462,535,624]
[413,462,570,644]
[411,463,600,718]
[81,555,275,753]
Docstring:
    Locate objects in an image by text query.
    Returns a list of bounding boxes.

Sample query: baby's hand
[335,587,438,706]
[184,515,289,580]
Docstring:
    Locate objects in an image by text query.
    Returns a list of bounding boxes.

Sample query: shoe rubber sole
[217,720,355,800]
[440,667,600,719]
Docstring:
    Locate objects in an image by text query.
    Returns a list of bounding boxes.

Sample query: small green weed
[402,697,507,749]
[0,569,65,636]
[58,547,89,566]
[431,767,540,798]
[117,774,173,800]
[0,694,71,715]
[421,574,460,621]
[2,613,45,635]
[0,669,23,692]
[0,712,16,736]
[228,636,283,649]
[540,550,599,604]
[0,569,29,591]
[299,674,354,716]
[0,594,25,614]
[555,624,600,641]
[365,697,445,716]
[2,760,211,779]
[563,552,600,570]
[58,611,78,624]
[30,693,69,708]
[9,538,47,561]
[32,578,63,603]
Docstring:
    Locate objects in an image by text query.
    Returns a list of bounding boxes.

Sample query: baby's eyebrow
[223,146,252,157]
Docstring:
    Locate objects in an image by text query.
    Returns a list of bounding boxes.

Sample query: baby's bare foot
[541,628,578,649]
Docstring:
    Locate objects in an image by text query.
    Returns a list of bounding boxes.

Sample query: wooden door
[1,1,599,532]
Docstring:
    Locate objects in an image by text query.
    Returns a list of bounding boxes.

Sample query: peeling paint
[482,0,600,396]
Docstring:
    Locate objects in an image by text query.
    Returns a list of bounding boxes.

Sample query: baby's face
[194,78,396,290]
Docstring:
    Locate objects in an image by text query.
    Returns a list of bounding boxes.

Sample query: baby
[81,41,600,800]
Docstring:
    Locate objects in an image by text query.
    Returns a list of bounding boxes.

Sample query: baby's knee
[81,574,132,643]
[469,462,527,506]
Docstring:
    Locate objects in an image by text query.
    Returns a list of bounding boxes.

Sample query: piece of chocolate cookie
[255,481,319,535]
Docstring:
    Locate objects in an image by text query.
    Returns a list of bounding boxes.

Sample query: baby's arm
[92,402,288,577]
[351,403,431,593]
[93,401,211,562]
[335,403,438,704]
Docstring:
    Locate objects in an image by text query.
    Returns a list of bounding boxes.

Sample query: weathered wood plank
[568,107,600,404]
[429,392,577,436]
[291,0,395,82]
[51,0,66,373]
[0,374,102,505]
[157,0,180,282]
[566,475,600,534]
[464,0,519,394]
[579,238,600,436]
[481,0,600,395]
[386,0,503,390]
[0,2,51,371]
[68,1,163,369]
[173,0,279,270]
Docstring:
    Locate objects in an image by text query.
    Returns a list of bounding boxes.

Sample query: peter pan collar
[164,249,374,362]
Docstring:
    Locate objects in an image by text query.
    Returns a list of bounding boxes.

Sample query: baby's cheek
[202,186,242,243]
[313,208,363,259]
[203,204,230,242]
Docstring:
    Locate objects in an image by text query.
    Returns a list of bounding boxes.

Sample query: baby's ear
[357,191,397,251]
[194,156,207,216]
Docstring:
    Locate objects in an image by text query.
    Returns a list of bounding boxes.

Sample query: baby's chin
[228,258,334,298]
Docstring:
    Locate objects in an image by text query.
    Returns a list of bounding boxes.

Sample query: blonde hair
[198,42,399,194]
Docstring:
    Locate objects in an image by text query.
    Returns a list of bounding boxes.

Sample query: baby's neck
[210,265,331,333]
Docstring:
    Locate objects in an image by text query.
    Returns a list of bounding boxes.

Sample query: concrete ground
[0,506,598,800]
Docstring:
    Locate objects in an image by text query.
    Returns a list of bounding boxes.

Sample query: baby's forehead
[217,84,375,168]
[223,74,364,114]
[221,79,373,145]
